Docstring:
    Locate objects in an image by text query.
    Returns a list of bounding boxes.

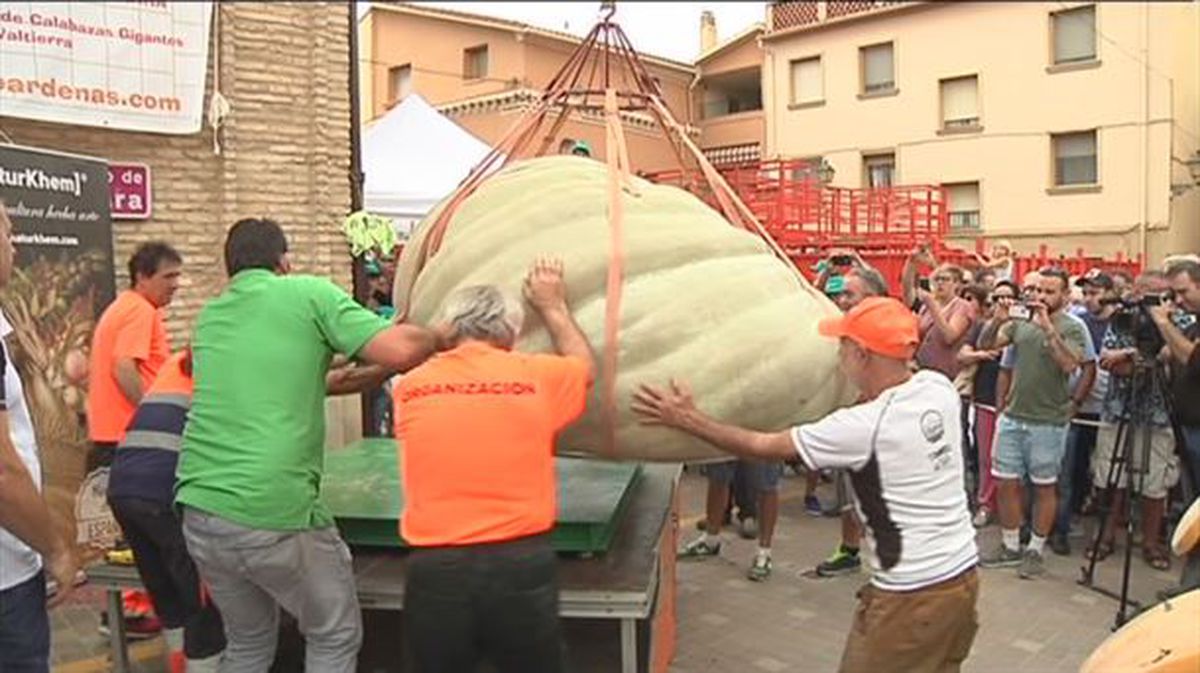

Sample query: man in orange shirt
[88,242,181,468]
[86,241,181,633]
[395,257,594,673]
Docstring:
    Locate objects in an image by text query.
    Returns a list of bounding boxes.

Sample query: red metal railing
[645,159,948,252]
[644,158,1142,294]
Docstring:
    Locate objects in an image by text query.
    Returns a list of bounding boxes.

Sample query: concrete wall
[368,8,528,117]
[763,1,1200,263]
[1163,0,1200,262]
[366,7,694,126]
[700,34,764,77]
[699,110,765,149]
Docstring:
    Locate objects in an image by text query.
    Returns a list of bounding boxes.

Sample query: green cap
[571,140,592,156]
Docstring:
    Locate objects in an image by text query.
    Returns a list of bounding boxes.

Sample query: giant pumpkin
[393,155,853,462]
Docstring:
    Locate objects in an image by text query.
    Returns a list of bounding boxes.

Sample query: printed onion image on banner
[0,2,214,135]
[0,144,117,558]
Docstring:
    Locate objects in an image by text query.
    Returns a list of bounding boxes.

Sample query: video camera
[1103,295,1168,358]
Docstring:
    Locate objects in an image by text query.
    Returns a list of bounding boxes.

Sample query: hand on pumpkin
[632,379,696,428]
[523,256,569,314]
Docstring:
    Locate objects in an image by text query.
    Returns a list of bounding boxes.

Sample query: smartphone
[917,278,931,291]
[1009,304,1032,320]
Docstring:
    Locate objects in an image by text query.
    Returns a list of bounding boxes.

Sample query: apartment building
[763,1,1200,260]
[358,3,698,173]
[695,14,766,166]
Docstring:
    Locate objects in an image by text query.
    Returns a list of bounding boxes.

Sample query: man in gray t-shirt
[980,269,1091,579]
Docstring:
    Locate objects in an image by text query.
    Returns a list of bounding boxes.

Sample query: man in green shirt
[177,218,441,672]
[979,268,1091,580]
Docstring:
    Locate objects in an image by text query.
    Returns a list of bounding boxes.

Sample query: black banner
[0,144,117,554]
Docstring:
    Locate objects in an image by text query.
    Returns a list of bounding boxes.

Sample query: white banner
[0,1,213,135]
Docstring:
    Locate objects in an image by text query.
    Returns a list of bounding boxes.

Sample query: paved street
[48,467,1179,672]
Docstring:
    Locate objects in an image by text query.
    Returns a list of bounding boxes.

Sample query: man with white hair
[395,258,595,673]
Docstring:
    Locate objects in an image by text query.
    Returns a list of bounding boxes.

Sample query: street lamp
[1187,151,1200,185]
[1170,151,1200,197]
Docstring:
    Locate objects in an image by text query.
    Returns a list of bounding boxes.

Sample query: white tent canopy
[362,94,492,237]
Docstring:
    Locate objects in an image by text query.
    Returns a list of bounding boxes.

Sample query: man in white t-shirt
[0,202,78,671]
[633,297,979,673]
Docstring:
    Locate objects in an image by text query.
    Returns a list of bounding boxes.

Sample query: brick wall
[0,2,354,343]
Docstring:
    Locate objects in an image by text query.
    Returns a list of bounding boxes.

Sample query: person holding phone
[979,269,1093,579]
[972,240,1016,283]
[957,281,1020,528]
[912,265,978,379]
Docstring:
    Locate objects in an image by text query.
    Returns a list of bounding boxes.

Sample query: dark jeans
[1182,425,1200,500]
[109,497,225,659]
[1054,414,1098,537]
[961,397,978,507]
[0,571,50,672]
[405,533,563,673]
[732,461,759,520]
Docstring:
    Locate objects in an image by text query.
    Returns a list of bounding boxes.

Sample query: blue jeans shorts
[991,414,1069,485]
[701,459,782,492]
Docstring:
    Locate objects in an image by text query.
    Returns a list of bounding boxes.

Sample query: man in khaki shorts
[1089,271,1182,570]
[633,297,979,673]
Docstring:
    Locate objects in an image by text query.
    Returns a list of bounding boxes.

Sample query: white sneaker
[738,516,758,540]
[972,508,991,528]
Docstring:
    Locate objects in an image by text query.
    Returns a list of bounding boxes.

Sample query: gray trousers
[181,507,362,673]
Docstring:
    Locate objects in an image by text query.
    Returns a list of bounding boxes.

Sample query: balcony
[697,68,762,120]
[699,110,764,152]
[768,1,912,34]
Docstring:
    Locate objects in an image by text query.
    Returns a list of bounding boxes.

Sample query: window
[388,64,412,102]
[940,75,979,128]
[945,182,981,229]
[789,56,823,105]
[863,152,895,188]
[463,45,489,80]
[1053,130,1097,186]
[860,42,895,94]
[1052,5,1096,65]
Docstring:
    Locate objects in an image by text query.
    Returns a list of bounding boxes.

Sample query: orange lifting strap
[396,4,815,457]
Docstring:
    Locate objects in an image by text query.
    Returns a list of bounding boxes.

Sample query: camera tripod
[1078,354,1173,629]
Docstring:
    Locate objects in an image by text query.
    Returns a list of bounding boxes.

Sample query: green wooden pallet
[323,438,642,553]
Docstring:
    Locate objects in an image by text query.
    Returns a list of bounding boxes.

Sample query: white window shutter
[941,77,978,123]
[863,44,894,91]
[1054,6,1096,63]
[791,58,823,104]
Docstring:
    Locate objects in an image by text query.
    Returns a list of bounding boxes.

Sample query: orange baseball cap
[817,296,919,359]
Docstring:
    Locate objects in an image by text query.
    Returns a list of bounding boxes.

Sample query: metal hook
[600,1,616,22]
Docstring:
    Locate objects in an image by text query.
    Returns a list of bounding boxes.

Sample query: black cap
[1075,271,1114,290]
